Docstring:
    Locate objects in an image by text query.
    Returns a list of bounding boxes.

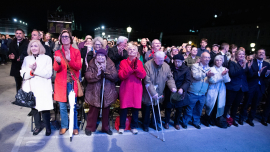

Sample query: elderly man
[145,39,170,64]
[142,51,177,132]
[182,52,213,129]
[209,44,220,67]
[138,38,152,63]
[108,36,129,71]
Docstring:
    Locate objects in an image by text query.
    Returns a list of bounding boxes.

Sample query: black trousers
[241,85,263,121]
[14,76,22,93]
[262,95,270,122]
[119,108,139,129]
[165,107,182,125]
[142,104,160,128]
[223,89,244,120]
[32,108,51,130]
[206,99,218,124]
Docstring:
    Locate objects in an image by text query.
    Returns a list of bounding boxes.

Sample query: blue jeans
[59,82,78,129]
[183,92,205,125]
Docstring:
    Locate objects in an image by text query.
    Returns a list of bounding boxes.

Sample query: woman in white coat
[205,55,231,126]
[20,40,54,136]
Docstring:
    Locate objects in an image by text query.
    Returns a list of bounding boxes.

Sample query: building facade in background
[0,18,28,36]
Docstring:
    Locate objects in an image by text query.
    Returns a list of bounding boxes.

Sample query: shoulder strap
[60,50,80,81]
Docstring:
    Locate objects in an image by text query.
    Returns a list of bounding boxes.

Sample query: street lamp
[214,14,217,18]
[250,43,255,48]
[108,35,110,38]
[20,20,22,23]
[102,32,105,38]
[127,26,132,40]
[14,19,17,22]
[101,26,104,29]
[252,48,255,51]
[188,41,192,44]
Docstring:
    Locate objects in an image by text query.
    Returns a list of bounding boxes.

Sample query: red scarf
[148,49,167,59]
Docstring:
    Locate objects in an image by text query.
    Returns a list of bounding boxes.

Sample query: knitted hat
[173,53,184,60]
[96,49,107,56]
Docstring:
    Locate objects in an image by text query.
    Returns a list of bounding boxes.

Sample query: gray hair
[201,52,210,57]
[214,55,224,63]
[117,36,128,45]
[128,45,138,52]
[152,39,161,47]
[154,51,165,58]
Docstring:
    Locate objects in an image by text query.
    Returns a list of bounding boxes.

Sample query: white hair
[152,39,161,47]
[154,51,165,58]
[117,36,128,45]
[214,55,224,63]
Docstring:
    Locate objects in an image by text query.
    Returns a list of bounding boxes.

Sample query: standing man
[217,43,229,68]
[196,38,209,57]
[209,44,220,67]
[182,52,212,129]
[8,28,29,92]
[240,49,270,126]
[145,39,170,64]
[45,33,55,51]
[142,51,177,132]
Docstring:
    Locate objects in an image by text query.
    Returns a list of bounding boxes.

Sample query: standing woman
[20,40,53,136]
[84,49,118,136]
[118,45,146,134]
[53,30,82,135]
[86,37,106,64]
[205,55,231,127]
[81,38,93,78]
[223,50,252,126]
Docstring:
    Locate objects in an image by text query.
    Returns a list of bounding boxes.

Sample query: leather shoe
[193,124,201,129]
[33,127,44,136]
[246,119,254,127]
[174,125,180,130]
[45,129,51,136]
[59,128,68,135]
[73,129,79,135]
[261,121,268,126]
[150,124,161,131]
[204,121,210,127]
[104,129,113,135]
[164,123,169,129]
[85,130,92,136]
[143,127,149,132]
[181,123,187,129]
[232,121,238,127]
[238,119,243,125]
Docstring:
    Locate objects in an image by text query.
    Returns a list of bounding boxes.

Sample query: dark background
[1,0,268,37]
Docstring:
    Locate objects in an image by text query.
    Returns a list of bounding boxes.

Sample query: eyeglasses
[108,43,111,44]
[95,44,101,46]
[61,36,70,39]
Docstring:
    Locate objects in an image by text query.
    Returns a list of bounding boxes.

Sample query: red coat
[53,45,82,102]
[118,58,146,109]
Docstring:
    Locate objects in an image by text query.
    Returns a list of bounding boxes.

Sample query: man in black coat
[8,29,29,92]
[216,43,229,68]
[209,44,220,67]
[138,38,152,63]
[164,54,191,130]
[239,49,270,126]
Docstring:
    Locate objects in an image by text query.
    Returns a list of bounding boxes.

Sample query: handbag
[60,50,84,97]
[13,74,36,108]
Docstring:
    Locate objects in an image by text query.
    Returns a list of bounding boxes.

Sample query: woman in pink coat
[118,44,146,134]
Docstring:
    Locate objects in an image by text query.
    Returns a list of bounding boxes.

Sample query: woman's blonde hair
[127,44,138,52]
[27,40,46,55]
[92,37,106,50]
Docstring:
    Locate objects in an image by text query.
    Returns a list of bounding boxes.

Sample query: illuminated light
[188,41,192,44]
[252,48,255,51]
[102,32,105,36]
[20,20,22,23]
[101,26,104,29]
[257,26,259,28]
[14,19,17,22]
[214,14,217,18]
[250,43,255,47]
[127,26,132,33]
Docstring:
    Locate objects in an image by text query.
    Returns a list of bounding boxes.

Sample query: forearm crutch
[145,84,159,139]
[99,77,105,118]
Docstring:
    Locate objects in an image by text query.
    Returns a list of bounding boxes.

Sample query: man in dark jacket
[138,38,152,63]
[108,36,128,71]
[196,38,209,57]
[45,33,55,52]
[164,54,191,130]
[216,43,229,68]
[209,44,220,67]
[8,29,29,92]
[240,49,270,126]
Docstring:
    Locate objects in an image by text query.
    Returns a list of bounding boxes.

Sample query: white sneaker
[131,129,138,134]
[118,129,124,134]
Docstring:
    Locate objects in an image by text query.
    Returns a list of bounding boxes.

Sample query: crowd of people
[2,28,270,137]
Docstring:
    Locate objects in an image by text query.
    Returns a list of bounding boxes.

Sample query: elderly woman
[185,47,200,67]
[81,38,93,78]
[53,30,82,135]
[20,40,53,136]
[118,45,146,134]
[164,54,191,130]
[84,49,118,136]
[223,50,252,126]
[205,55,231,127]
[86,37,106,64]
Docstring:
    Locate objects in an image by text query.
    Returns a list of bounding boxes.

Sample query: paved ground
[1,63,270,152]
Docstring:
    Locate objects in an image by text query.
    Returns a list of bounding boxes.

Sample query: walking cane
[145,84,159,139]
[154,86,165,142]
[99,73,106,118]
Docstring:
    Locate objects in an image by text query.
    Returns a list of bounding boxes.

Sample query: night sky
[0,0,266,36]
